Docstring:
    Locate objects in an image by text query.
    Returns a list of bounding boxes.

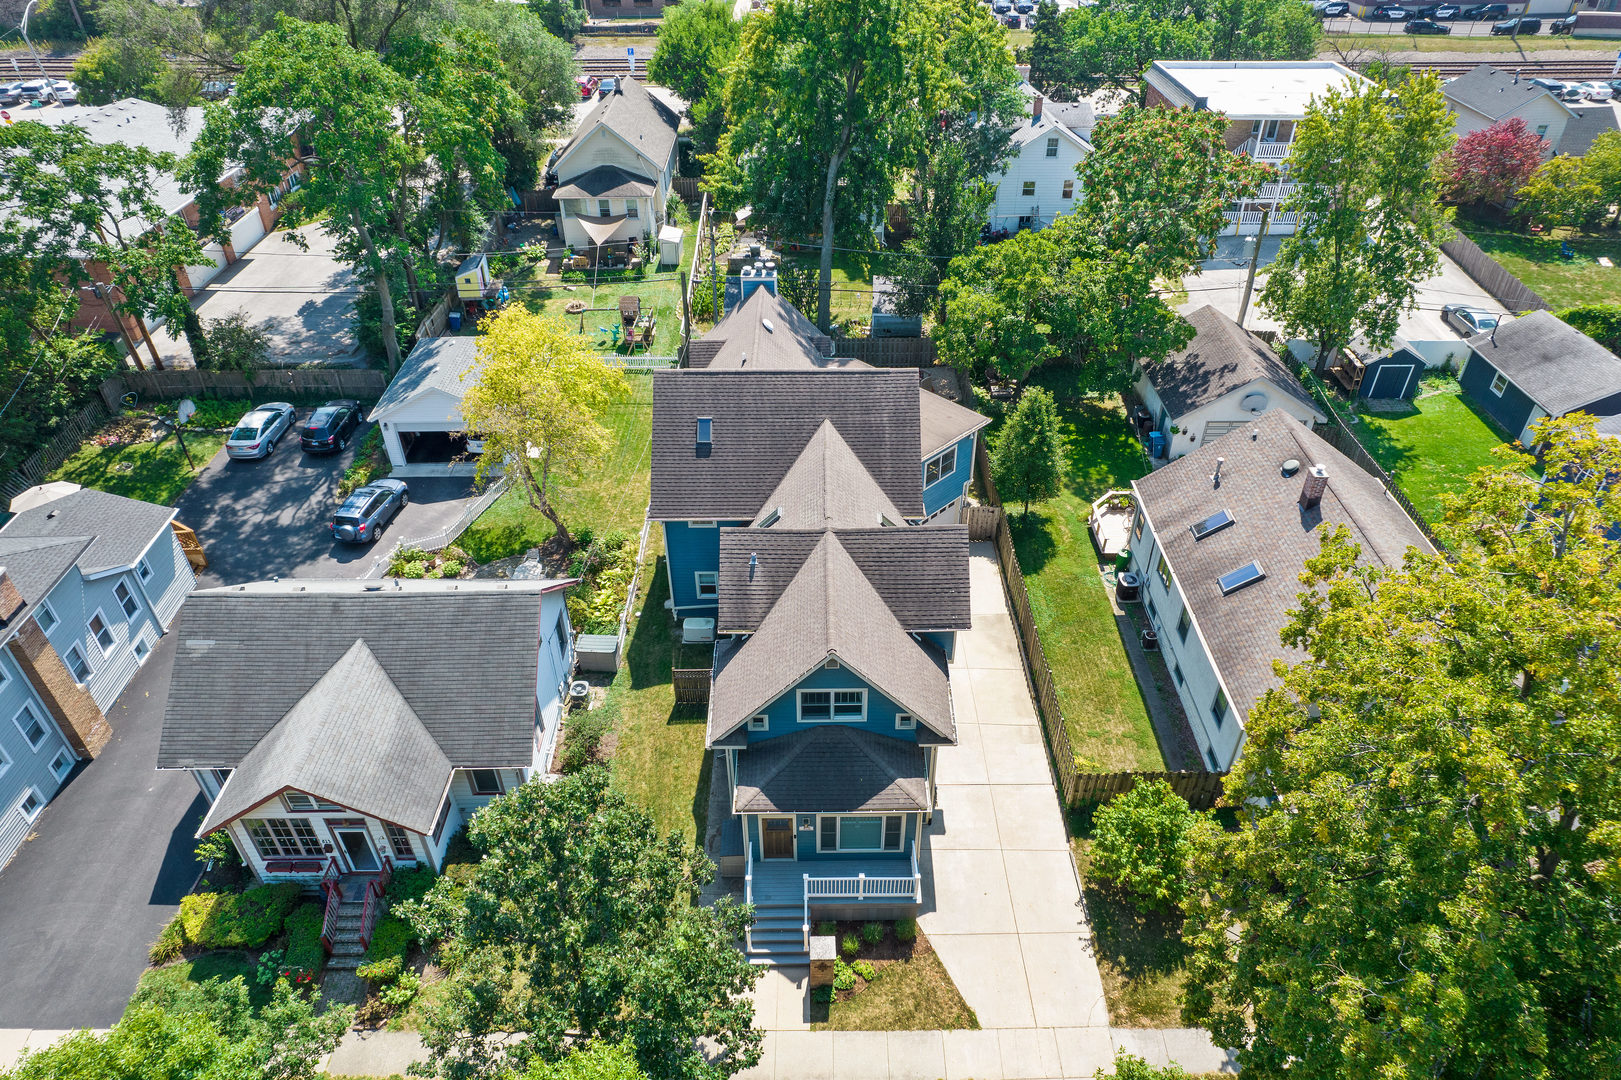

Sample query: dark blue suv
[332,479,408,544]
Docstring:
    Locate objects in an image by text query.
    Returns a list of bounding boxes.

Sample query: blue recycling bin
[447,310,462,332]
[1148,430,1167,459]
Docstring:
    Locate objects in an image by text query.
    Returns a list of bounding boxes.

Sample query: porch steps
[747,901,809,966]
[325,900,370,971]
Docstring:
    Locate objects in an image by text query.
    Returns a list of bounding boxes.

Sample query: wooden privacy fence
[1441,231,1549,314]
[109,368,389,402]
[1069,770,1228,811]
[0,399,109,503]
[833,337,939,367]
[672,177,703,204]
[673,669,711,707]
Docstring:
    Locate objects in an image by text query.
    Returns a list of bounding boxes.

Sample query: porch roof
[734,726,928,814]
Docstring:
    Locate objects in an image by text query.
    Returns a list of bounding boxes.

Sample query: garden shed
[1327,337,1424,402]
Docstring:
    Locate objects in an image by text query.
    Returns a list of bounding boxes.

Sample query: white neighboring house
[1126,410,1431,772]
[1441,64,1576,160]
[368,337,483,477]
[1142,61,1371,236]
[157,579,575,905]
[987,90,1092,233]
[1136,305,1326,461]
[0,486,194,870]
[548,77,681,253]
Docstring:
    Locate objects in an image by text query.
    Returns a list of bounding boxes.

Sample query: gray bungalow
[1459,310,1621,448]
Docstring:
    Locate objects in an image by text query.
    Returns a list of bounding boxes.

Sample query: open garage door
[229,210,267,256]
[184,242,228,291]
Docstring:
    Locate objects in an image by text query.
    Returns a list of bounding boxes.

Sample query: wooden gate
[963,505,1000,541]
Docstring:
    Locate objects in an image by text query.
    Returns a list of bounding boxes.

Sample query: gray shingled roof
[1,488,176,573]
[370,336,479,419]
[717,527,971,632]
[733,726,928,813]
[1131,409,1433,731]
[1558,105,1620,157]
[708,532,954,743]
[555,77,680,178]
[24,99,209,224]
[690,287,837,370]
[553,165,657,200]
[919,386,991,458]
[159,581,558,769]
[752,420,905,529]
[1146,305,1323,421]
[1467,309,1621,415]
[197,640,454,835]
[650,370,924,520]
[1443,64,1574,123]
[0,536,91,640]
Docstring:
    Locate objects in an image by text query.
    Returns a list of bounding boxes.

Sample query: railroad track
[0,55,76,79]
[1399,57,1620,79]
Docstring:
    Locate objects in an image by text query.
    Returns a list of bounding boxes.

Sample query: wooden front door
[761,817,795,860]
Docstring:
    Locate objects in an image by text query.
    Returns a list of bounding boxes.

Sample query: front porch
[743,845,922,965]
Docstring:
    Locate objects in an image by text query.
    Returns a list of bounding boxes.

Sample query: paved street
[0,633,204,1028]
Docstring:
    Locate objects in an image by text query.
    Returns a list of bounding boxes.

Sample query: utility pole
[18,1,51,97]
[1236,207,1271,329]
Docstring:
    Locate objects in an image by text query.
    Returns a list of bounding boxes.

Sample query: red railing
[357,855,393,952]
[318,857,342,953]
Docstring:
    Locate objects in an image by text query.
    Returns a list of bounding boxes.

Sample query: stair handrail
[802,873,810,953]
[358,877,385,953]
[318,858,342,953]
[743,839,754,953]
[911,840,921,904]
[378,853,393,892]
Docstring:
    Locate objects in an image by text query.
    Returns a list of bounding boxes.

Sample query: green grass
[125,951,267,1020]
[1072,834,1190,1028]
[1454,222,1621,310]
[780,250,875,330]
[1350,377,1509,522]
[458,372,654,563]
[50,428,229,507]
[996,377,1162,772]
[809,934,979,1031]
[526,274,687,356]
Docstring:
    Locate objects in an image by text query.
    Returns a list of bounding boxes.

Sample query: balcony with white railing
[1236,138,1292,161]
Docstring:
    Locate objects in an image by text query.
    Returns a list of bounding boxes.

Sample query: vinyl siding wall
[922,434,976,521]
[1135,375,1321,461]
[1459,352,1536,441]
[742,663,926,745]
[36,565,167,715]
[664,520,746,614]
[988,127,1087,231]
[745,809,921,862]
[138,528,196,631]
[0,648,77,871]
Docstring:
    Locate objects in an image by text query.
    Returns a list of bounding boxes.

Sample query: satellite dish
[176,398,197,425]
[1239,391,1268,414]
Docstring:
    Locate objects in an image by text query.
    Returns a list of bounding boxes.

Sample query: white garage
[185,242,229,291]
[228,208,268,256]
[369,336,485,477]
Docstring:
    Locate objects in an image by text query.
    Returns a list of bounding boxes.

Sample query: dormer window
[758,507,781,528]
[696,416,712,448]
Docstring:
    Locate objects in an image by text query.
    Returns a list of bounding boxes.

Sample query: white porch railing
[802,845,921,903]
[744,840,754,953]
[1236,138,1291,161]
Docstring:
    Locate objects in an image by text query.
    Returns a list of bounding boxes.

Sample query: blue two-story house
[652,279,982,963]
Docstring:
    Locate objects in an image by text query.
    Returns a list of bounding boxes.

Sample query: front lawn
[50,422,229,507]
[809,926,978,1032]
[996,378,1162,773]
[1072,831,1189,1028]
[1350,376,1509,523]
[125,951,267,1019]
[1454,222,1621,310]
[458,372,654,564]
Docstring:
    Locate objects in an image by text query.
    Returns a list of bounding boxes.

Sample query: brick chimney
[1032,94,1045,124]
[0,568,22,626]
[1299,464,1329,510]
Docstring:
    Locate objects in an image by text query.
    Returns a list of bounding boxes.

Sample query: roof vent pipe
[1212,457,1225,489]
[749,552,758,580]
[1300,464,1329,510]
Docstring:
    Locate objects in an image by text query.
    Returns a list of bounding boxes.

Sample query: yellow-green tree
[460,306,630,548]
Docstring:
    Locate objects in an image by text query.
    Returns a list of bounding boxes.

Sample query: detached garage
[1459,310,1621,448]
[369,336,485,477]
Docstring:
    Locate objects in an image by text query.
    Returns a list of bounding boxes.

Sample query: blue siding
[745,812,920,862]
[663,520,745,614]
[743,663,922,745]
[1459,352,1534,438]
[922,434,975,518]
[919,631,956,662]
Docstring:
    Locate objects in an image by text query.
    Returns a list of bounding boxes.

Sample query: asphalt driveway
[174,418,478,588]
[0,631,205,1028]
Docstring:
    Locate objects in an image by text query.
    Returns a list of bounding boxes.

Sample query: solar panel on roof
[1218,561,1265,595]
[1190,509,1234,541]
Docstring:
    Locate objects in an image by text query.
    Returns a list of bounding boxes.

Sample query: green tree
[453,1,579,153]
[70,36,166,104]
[459,305,632,548]
[991,387,1065,517]
[1183,414,1621,1079]
[1260,74,1454,373]
[200,312,271,375]
[1557,302,1621,353]
[649,0,743,155]
[1516,152,1607,231]
[402,769,761,1080]
[1200,0,1319,62]
[1089,779,1198,913]
[518,1040,651,1080]
[937,228,1070,387]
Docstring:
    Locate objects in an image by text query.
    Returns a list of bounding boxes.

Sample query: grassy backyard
[779,250,875,331]
[1455,222,1621,310]
[50,427,229,507]
[1350,376,1510,523]
[996,376,1162,773]
[458,372,654,564]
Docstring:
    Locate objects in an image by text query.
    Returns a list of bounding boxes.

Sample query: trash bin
[1148,430,1167,459]
[447,310,462,332]
[1114,548,1131,575]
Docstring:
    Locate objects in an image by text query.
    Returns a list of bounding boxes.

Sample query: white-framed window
[0,742,10,780]
[18,788,42,822]
[137,558,153,583]
[817,814,905,852]
[63,645,91,683]
[12,704,47,751]
[115,581,140,619]
[895,713,915,731]
[282,792,343,812]
[1062,179,1074,199]
[1536,123,1549,139]
[50,749,74,781]
[88,611,114,653]
[749,714,769,731]
[1155,554,1172,589]
[1212,688,1229,728]
[133,638,150,663]
[627,202,639,219]
[1489,371,1509,397]
[598,198,612,217]
[798,689,865,722]
[924,446,957,487]
[1021,180,1036,197]
[695,571,718,599]
[1045,136,1059,157]
[33,601,58,635]
[470,769,503,795]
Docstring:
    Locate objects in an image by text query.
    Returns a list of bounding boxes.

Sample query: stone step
[327,954,364,971]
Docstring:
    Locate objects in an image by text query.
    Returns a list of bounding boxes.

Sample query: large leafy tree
[1184,414,1621,1080]
[454,2,580,163]
[1259,74,1454,373]
[1439,116,1547,207]
[1516,153,1606,231]
[458,305,631,548]
[649,0,744,155]
[403,769,761,1080]
[990,386,1065,517]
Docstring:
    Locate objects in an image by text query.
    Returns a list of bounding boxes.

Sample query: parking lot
[173,411,479,588]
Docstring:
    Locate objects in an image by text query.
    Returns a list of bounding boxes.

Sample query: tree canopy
[649,0,744,155]
[1439,117,1547,207]
[991,386,1065,516]
[403,768,761,1080]
[1259,74,1454,371]
[1184,414,1621,1079]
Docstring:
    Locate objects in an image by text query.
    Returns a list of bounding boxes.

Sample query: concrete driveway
[154,227,363,368]
[0,631,205,1028]
[173,425,480,588]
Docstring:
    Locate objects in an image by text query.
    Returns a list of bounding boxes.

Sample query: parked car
[299,399,363,454]
[49,80,78,104]
[0,81,23,106]
[1491,15,1539,32]
[1461,2,1507,16]
[991,0,1011,12]
[1579,81,1615,100]
[331,479,409,544]
[1442,304,1502,337]
[16,79,48,101]
[225,402,297,460]
[1406,17,1451,32]
[1432,2,1463,15]
[1549,13,1578,32]
[1317,0,1350,13]
[1003,12,1023,25]
[1372,4,1411,19]
[1410,3,1438,14]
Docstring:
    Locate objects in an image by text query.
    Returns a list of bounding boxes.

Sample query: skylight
[696,417,712,444]
[758,507,781,528]
[1218,562,1266,595]
[1190,509,1234,541]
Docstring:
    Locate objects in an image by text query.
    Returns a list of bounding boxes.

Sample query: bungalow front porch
[743,843,922,965]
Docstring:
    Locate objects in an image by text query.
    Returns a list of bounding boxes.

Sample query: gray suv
[332,479,409,544]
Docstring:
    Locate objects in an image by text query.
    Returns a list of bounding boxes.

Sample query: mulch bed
[818,920,926,1002]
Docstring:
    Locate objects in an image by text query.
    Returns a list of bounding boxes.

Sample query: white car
[225,402,297,460]
[1441,304,1501,338]
[1580,81,1615,101]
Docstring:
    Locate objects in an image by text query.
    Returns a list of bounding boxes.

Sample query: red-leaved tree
[1440,117,1547,206]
